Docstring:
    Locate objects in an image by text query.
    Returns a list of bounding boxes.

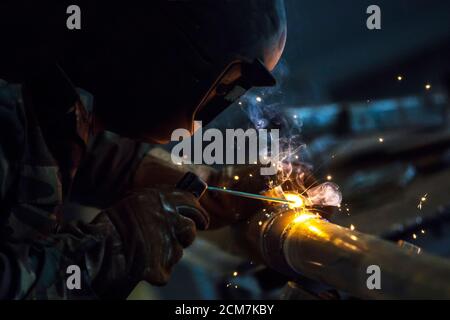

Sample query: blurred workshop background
[74,0,450,299]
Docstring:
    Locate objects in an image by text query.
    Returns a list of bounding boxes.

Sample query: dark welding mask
[92,0,286,142]
[154,0,283,128]
[195,59,276,124]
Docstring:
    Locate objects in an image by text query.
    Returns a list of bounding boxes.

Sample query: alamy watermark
[66,5,81,30]
[171,121,280,176]
[66,5,382,32]
[366,265,381,290]
[366,5,382,30]
[66,265,81,290]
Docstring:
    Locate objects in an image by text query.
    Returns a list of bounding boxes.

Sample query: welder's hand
[104,187,209,286]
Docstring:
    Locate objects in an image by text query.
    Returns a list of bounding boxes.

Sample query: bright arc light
[284,193,304,209]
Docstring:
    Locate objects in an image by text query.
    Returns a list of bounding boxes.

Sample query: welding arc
[207,186,294,205]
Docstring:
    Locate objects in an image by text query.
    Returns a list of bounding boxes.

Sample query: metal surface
[250,208,450,299]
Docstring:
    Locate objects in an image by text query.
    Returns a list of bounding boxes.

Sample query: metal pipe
[251,209,450,299]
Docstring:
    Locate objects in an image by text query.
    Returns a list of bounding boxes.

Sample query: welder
[0,1,287,299]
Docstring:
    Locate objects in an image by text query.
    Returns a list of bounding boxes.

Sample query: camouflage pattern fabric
[0,66,150,299]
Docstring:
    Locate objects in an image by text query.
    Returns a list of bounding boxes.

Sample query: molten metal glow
[292,213,316,224]
[284,193,304,209]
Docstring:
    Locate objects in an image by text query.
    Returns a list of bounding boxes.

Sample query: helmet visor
[195,59,276,125]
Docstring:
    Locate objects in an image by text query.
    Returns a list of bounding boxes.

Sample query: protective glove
[102,187,209,288]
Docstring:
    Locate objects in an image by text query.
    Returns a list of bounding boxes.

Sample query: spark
[249,174,253,177]
[293,115,298,119]
[417,193,428,210]
[350,235,358,241]
[421,229,426,234]
[258,221,263,226]
[397,75,403,81]
[232,271,238,277]
[238,101,243,106]
[425,84,432,90]
[234,175,240,181]
[413,233,417,240]
[326,175,333,181]
[378,137,384,143]
[256,96,262,103]
[350,224,355,231]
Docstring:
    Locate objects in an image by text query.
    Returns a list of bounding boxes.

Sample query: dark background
[282,0,450,104]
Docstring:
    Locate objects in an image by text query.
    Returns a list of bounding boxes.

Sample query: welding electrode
[176,172,297,228]
[207,186,295,205]
[177,172,296,205]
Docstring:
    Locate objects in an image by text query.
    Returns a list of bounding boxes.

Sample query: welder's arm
[0,215,124,299]
[0,101,130,299]
[72,134,271,227]
[0,126,204,299]
[0,187,207,300]
[70,131,152,209]
[132,148,276,228]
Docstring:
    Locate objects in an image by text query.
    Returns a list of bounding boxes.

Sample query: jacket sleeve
[1,213,130,299]
[0,83,26,298]
[70,131,152,209]
[0,85,132,300]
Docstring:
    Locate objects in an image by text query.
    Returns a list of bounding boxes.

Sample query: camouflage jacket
[0,65,150,299]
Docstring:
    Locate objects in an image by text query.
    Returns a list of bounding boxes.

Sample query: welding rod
[245,208,450,299]
[207,186,294,205]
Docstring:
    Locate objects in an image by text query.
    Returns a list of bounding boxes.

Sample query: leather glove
[103,187,209,288]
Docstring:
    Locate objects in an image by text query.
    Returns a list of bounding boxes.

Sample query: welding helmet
[93,0,287,143]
